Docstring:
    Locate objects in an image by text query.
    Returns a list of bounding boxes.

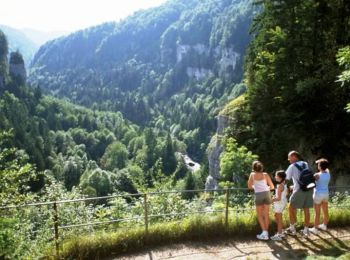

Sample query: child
[248,161,274,240]
[309,158,330,234]
[271,170,288,241]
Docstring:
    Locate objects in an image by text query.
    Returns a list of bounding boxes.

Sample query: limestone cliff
[205,115,229,190]
[9,51,26,84]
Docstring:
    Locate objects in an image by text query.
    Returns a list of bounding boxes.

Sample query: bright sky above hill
[0,0,167,32]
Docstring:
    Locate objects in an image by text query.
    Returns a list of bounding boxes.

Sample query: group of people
[248,150,331,241]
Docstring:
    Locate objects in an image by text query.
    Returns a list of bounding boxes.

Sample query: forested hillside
[29,0,255,160]
[1,29,206,205]
[220,0,350,174]
[0,25,38,66]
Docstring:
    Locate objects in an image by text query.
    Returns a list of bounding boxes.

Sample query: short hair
[316,158,329,171]
[252,160,263,172]
[275,170,286,182]
[288,150,300,159]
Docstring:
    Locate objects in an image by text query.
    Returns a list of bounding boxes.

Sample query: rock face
[186,67,213,80]
[0,75,4,87]
[205,115,229,190]
[10,63,26,82]
[9,52,26,84]
[218,48,240,75]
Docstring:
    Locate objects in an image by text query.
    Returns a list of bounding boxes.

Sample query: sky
[0,0,167,32]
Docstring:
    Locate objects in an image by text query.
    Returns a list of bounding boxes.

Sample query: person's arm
[286,165,293,190]
[314,172,320,181]
[265,173,275,190]
[272,185,283,202]
[248,173,254,190]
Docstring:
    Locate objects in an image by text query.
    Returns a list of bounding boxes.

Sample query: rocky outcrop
[0,75,4,87]
[177,44,239,81]
[176,44,191,63]
[214,47,240,75]
[10,63,26,81]
[205,115,230,190]
[9,51,26,84]
[186,67,213,80]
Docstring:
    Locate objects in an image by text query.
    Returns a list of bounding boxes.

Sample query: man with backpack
[284,151,314,236]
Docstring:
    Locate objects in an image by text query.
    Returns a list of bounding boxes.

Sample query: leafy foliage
[336,46,350,112]
[223,0,350,171]
[220,137,258,185]
[0,130,36,204]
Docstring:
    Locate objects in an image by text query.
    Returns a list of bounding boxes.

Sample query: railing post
[144,193,149,236]
[53,202,60,259]
[225,189,230,228]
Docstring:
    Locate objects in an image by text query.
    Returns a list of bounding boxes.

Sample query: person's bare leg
[303,208,310,227]
[321,201,329,225]
[314,204,321,227]
[256,205,265,232]
[289,204,297,225]
[276,213,283,233]
[264,204,270,232]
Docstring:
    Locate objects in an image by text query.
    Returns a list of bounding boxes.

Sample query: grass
[57,207,350,259]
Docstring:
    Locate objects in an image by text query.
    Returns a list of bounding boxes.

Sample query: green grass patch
[59,211,259,259]
[57,207,350,259]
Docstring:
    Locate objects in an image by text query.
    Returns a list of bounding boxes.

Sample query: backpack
[294,162,315,191]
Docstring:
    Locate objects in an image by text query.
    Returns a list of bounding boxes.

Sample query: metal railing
[1,186,349,259]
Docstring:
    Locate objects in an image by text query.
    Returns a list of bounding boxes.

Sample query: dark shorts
[255,191,272,206]
[290,189,313,209]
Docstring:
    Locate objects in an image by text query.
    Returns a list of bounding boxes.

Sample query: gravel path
[115,227,350,259]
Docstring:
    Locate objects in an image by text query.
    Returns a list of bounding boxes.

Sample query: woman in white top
[248,161,274,240]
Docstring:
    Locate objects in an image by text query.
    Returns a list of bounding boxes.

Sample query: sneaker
[300,228,310,236]
[270,233,283,241]
[318,224,327,231]
[257,233,269,240]
[309,227,319,235]
[284,225,296,235]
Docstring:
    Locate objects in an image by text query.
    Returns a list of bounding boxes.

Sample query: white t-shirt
[286,161,309,192]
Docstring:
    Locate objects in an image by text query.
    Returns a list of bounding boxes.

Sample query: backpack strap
[294,161,306,172]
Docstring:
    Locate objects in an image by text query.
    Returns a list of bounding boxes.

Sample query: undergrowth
[58,207,350,259]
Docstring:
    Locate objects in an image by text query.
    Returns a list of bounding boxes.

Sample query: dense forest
[220,0,350,175]
[1,29,210,204]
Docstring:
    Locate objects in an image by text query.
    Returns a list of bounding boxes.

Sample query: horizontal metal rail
[1,185,348,210]
[58,216,143,230]
[0,188,249,210]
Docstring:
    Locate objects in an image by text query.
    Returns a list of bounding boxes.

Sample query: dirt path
[116,228,350,259]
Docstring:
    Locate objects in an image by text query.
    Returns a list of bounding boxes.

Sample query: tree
[80,163,115,197]
[114,168,138,194]
[240,0,350,169]
[162,133,177,175]
[182,171,196,200]
[336,46,350,111]
[0,130,35,204]
[100,141,128,171]
[0,30,8,82]
[220,137,258,186]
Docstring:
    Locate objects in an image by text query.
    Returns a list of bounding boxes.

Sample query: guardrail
[1,186,349,259]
